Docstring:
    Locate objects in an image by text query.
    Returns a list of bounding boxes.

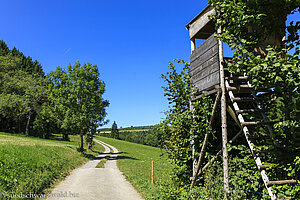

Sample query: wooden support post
[151,160,154,184]
[218,25,230,199]
[190,91,221,190]
[198,129,243,177]
[192,140,196,175]
[191,39,196,53]
[190,100,197,176]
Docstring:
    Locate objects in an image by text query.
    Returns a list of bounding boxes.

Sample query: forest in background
[0,41,109,150]
[99,124,166,148]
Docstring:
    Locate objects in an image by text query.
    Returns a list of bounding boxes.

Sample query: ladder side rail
[225,80,276,200]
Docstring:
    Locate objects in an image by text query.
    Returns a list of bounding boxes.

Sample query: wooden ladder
[225,74,297,200]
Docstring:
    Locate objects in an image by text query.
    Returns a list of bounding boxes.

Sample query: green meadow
[0,132,104,197]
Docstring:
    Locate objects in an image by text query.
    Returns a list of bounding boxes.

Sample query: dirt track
[47,139,143,200]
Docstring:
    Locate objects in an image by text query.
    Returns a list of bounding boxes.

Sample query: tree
[111,121,119,139]
[0,40,44,76]
[0,55,48,135]
[209,0,300,120]
[47,62,109,150]
[158,2,300,199]
[0,41,46,135]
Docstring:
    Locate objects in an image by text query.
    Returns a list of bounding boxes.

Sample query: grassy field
[0,132,105,197]
[95,136,172,199]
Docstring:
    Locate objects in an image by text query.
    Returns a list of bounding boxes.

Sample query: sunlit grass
[95,155,111,168]
[95,136,172,199]
[0,132,105,196]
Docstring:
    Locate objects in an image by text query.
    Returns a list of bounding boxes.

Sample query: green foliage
[160,59,193,195]
[119,130,149,144]
[47,62,109,149]
[161,59,191,113]
[0,43,110,143]
[174,0,300,198]
[0,45,48,135]
[159,60,217,199]
[145,124,167,148]
[160,56,299,198]
[100,124,166,148]
[111,121,119,139]
[209,0,300,121]
[0,40,44,76]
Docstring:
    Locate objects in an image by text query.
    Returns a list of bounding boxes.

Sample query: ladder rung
[232,97,256,102]
[267,180,297,186]
[227,86,254,92]
[233,84,250,87]
[228,86,270,93]
[258,165,273,169]
[241,121,276,126]
[225,76,248,81]
[236,109,266,114]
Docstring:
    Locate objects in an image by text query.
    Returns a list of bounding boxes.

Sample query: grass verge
[95,154,111,168]
[95,136,172,199]
[0,132,105,197]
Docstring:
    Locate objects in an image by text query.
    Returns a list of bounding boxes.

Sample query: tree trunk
[80,129,84,151]
[18,116,21,134]
[62,133,69,141]
[25,112,31,136]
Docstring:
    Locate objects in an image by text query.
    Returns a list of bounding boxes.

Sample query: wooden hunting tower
[186,6,219,99]
[186,5,297,200]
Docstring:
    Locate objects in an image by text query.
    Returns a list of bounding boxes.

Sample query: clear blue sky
[1,1,298,128]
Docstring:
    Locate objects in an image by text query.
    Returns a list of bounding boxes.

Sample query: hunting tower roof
[186,5,216,40]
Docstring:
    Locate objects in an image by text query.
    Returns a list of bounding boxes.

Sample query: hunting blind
[186,5,297,200]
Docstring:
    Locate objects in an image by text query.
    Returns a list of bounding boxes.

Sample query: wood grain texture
[192,70,220,92]
[191,62,219,83]
[190,34,220,94]
[191,35,218,62]
[189,8,216,39]
[267,180,297,186]
[190,50,218,74]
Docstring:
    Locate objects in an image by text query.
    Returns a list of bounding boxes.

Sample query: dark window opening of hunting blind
[186,6,220,99]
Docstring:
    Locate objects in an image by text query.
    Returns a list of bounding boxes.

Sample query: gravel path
[47,139,143,200]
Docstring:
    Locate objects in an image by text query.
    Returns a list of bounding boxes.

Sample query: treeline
[99,125,153,132]
[0,41,109,150]
[119,125,153,131]
[100,124,166,148]
[0,41,46,135]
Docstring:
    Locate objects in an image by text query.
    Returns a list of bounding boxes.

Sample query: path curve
[47,139,143,200]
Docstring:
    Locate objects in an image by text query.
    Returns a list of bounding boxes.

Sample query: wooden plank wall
[190,34,220,96]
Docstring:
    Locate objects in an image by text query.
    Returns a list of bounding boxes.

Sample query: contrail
[64,48,71,55]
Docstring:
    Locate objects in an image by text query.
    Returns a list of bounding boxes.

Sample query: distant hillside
[98,125,161,147]
[99,125,154,133]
